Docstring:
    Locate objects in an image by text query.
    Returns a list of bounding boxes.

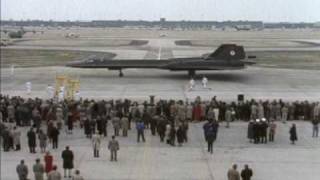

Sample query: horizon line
[1,19,319,24]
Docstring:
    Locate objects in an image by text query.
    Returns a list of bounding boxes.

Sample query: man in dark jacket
[241,164,253,180]
[169,124,176,146]
[96,116,103,135]
[100,115,108,137]
[203,120,211,142]
[252,120,260,144]
[176,125,184,146]
[150,115,157,136]
[16,160,28,180]
[204,121,217,154]
[2,127,10,151]
[247,120,254,143]
[290,123,298,144]
[84,118,92,138]
[51,126,60,149]
[157,117,166,142]
[27,128,36,153]
[61,146,74,178]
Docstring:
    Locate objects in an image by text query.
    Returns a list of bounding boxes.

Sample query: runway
[1,65,320,102]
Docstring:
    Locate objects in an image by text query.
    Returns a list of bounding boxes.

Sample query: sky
[2,0,320,22]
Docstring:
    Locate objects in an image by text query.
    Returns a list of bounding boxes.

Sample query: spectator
[269,120,277,142]
[33,158,45,180]
[27,128,37,153]
[240,164,253,180]
[38,129,47,153]
[12,126,21,151]
[176,125,185,146]
[290,123,298,144]
[108,136,119,162]
[16,160,28,180]
[51,126,60,149]
[121,115,129,137]
[312,119,319,137]
[72,170,84,180]
[47,165,61,180]
[247,120,254,143]
[227,164,240,180]
[61,146,74,178]
[136,121,145,142]
[91,132,101,158]
[44,151,53,175]
[112,115,121,136]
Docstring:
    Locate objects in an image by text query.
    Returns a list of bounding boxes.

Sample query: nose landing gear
[119,69,124,77]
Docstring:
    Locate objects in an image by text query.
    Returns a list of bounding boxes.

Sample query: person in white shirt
[91,133,101,158]
[47,84,54,99]
[26,82,32,95]
[189,78,195,91]
[74,91,80,101]
[58,86,65,101]
[202,76,208,88]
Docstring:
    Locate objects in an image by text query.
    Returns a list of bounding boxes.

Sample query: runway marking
[137,133,152,180]
[194,124,215,180]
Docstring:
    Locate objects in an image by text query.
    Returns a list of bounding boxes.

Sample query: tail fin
[205,44,246,60]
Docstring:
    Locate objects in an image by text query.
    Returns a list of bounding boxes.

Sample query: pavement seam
[195,124,215,180]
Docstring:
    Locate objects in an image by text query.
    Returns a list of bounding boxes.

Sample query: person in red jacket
[44,151,53,175]
[193,103,202,121]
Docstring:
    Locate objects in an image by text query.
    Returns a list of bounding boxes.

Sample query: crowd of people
[1,93,319,180]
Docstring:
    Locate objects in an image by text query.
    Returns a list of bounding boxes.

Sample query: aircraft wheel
[188,70,195,78]
[119,70,124,77]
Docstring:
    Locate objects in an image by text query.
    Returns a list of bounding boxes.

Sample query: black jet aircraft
[66,44,255,77]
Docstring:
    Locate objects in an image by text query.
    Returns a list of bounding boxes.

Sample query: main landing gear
[188,70,195,78]
[119,69,124,77]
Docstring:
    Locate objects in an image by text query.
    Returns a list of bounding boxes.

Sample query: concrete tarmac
[1,121,320,180]
[1,65,320,102]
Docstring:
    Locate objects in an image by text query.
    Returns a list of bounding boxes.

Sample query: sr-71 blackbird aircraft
[66,44,255,77]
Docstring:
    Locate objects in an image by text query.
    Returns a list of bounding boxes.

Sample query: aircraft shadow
[81,71,250,82]
[158,73,249,82]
